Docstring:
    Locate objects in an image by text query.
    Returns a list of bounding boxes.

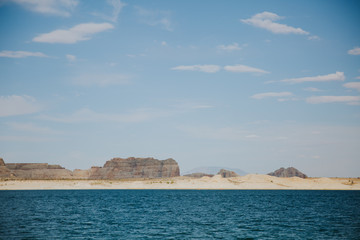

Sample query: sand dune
[0,174,359,190]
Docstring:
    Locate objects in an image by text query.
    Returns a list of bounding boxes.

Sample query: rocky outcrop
[72,169,90,179]
[5,163,73,179]
[268,167,307,178]
[184,172,214,178]
[89,157,180,179]
[0,157,181,180]
[0,158,12,178]
[218,169,239,178]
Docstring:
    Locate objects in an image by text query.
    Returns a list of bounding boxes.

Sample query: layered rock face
[218,169,239,178]
[268,167,307,178]
[0,157,180,180]
[0,158,11,178]
[89,157,180,179]
[5,163,73,179]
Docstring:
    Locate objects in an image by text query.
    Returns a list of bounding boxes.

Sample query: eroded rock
[217,169,239,178]
[89,157,180,179]
[268,167,307,178]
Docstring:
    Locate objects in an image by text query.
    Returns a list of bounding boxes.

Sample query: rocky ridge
[89,157,180,179]
[0,157,180,180]
[268,167,307,178]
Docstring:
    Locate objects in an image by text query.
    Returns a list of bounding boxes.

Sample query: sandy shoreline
[1,174,359,190]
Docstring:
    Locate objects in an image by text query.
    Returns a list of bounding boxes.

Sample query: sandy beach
[1,174,359,190]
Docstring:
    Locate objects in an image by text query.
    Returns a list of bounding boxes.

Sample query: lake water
[0,190,359,239]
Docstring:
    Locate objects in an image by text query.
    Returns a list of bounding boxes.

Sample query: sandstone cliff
[5,163,73,179]
[0,158,12,178]
[268,167,307,178]
[89,157,180,179]
[0,157,180,180]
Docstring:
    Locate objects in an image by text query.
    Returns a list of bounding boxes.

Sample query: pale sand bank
[0,174,359,190]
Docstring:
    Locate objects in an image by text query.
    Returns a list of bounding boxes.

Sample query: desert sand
[0,174,359,190]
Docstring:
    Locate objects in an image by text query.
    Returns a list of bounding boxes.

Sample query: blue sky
[0,0,359,177]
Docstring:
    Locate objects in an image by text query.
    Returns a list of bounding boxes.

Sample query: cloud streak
[171,65,221,73]
[241,11,309,35]
[306,96,360,105]
[0,50,48,58]
[171,64,269,74]
[280,72,345,84]
[251,92,293,99]
[33,22,114,44]
[217,43,242,51]
[0,95,42,117]
[224,64,269,74]
[343,82,360,92]
[135,6,173,31]
[10,0,78,17]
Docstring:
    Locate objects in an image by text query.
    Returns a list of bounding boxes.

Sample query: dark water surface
[0,190,359,239]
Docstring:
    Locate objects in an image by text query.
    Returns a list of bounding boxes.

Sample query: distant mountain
[182,166,247,176]
[268,167,307,178]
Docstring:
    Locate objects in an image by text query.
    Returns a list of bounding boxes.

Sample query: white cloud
[251,92,293,99]
[73,74,131,86]
[161,41,167,46]
[304,87,322,92]
[343,82,360,92]
[92,0,126,23]
[10,0,78,17]
[308,35,320,40]
[171,65,221,73]
[39,108,169,123]
[66,54,76,62]
[33,22,114,44]
[241,11,309,35]
[0,95,42,117]
[306,96,360,105]
[356,76,360,80]
[224,64,269,74]
[0,50,48,58]
[217,43,242,51]
[107,0,126,22]
[135,6,173,31]
[348,47,360,55]
[280,71,345,84]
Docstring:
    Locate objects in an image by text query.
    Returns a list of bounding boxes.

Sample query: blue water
[0,190,359,239]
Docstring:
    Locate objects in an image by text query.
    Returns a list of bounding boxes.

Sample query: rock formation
[0,157,180,180]
[217,169,239,178]
[0,158,12,178]
[89,157,180,179]
[5,163,73,179]
[184,172,214,178]
[268,167,307,178]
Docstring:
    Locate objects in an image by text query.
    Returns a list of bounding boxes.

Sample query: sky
[0,0,359,177]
